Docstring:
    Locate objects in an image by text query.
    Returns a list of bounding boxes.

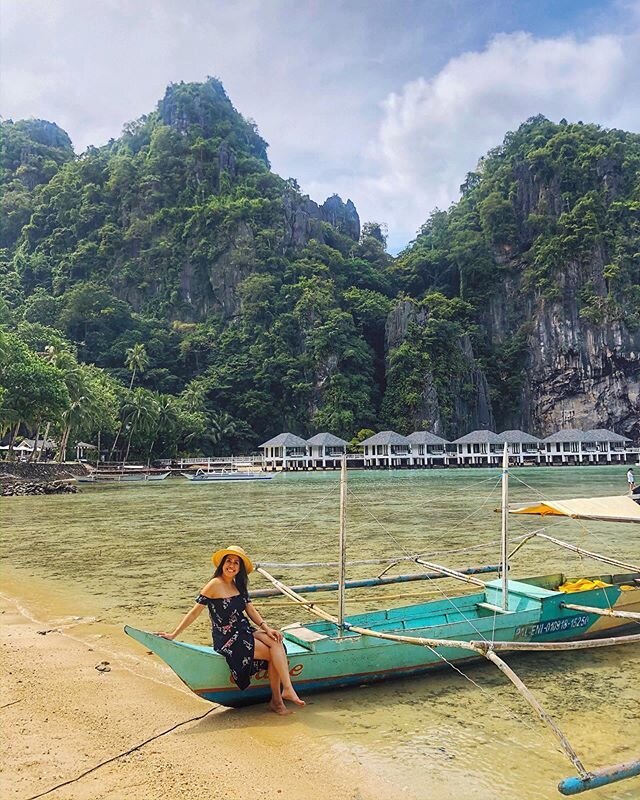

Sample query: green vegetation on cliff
[386,115,639,433]
[1,82,639,455]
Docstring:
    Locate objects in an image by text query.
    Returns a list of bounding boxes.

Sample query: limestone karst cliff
[2,90,638,448]
[388,116,640,440]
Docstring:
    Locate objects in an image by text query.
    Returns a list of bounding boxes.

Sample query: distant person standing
[627,467,636,494]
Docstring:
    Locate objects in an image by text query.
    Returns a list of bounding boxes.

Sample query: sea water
[2,466,639,800]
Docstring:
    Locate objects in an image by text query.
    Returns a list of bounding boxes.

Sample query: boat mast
[501,442,509,610]
[338,455,347,628]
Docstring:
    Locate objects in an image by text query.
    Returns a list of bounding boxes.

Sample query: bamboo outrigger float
[126,450,640,796]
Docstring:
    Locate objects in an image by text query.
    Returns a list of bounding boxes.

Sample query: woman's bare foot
[269,700,292,716]
[282,687,305,707]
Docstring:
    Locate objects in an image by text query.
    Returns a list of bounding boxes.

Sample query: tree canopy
[2,87,638,452]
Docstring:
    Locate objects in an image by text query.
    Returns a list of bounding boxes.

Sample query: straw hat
[212,545,254,574]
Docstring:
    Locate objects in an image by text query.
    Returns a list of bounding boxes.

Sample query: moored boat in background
[181,468,273,482]
[77,469,171,484]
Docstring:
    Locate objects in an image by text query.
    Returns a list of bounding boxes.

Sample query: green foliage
[479,192,517,247]
[381,306,469,433]
[2,87,638,448]
[392,116,640,428]
[483,327,531,420]
[0,332,70,446]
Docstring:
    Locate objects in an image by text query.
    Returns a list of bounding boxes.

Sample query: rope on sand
[23,706,219,800]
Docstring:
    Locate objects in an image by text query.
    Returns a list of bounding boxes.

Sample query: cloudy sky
[2,0,639,251]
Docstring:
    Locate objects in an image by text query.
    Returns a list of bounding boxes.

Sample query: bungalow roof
[582,428,630,443]
[259,432,308,449]
[542,429,589,443]
[0,441,31,451]
[18,438,58,449]
[306,432,348,446]
[452,430,502,445]
[359,431,412,447]
[407,431,449,445]
[497,430,541,444]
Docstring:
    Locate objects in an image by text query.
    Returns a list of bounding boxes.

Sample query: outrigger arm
[257,567,640,796]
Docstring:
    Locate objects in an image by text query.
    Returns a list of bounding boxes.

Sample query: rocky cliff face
[392,119,640,441]
[485,264,640,440]
[484,155,640,440]
[320,195,360,241]
[281,192,359,250]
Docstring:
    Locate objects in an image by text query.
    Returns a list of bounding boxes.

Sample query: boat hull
[78,471,170,483]
[182,472,273,482]
[126,572,640,708]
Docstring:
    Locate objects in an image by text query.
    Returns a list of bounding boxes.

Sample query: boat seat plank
[282,623,328,642]
[476,601,512,614]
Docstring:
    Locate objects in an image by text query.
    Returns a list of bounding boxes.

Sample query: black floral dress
[195,591,268,690]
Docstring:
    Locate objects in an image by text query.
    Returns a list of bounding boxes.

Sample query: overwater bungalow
[497,430,542,464]
[541,429,590,465]
[359,431,413,468]
[581,429,631,464]
[406,431,449,466]
[259,433,309,471]
[543,428,632,465]
[306,433,348,469]
[451,430,503,466]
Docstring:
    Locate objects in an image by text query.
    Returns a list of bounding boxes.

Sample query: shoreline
[0,589,411,800]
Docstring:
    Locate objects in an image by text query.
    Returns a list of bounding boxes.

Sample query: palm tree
[108,344,150,460]
[209,411,238,445]
[146,394,178,461]
[125,343,150,390]
[207,411,253,454]
[122,388,158,464]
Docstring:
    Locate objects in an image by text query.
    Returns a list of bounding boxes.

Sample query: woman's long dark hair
[214,554,249,597]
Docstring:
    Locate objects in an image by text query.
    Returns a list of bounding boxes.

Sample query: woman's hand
[156,632,177,640]
[263,625,282,643]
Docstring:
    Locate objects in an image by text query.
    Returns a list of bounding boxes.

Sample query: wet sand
[0,592,410,800]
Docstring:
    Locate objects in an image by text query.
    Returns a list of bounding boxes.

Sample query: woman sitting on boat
[158,545,304,715]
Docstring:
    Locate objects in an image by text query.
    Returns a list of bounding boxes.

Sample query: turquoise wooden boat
[125,456,640,795]
[125,570,640,708]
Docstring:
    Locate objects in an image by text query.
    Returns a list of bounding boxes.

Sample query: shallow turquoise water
[2,465,639,799]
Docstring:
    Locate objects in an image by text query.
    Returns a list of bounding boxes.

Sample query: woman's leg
[254,634,305,706]
[267,661,289,715]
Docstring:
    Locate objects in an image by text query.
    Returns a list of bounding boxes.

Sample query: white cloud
[351,29,640,249]
[1,2,639,252]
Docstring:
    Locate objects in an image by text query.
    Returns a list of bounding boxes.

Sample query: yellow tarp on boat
[509,495,640,524]
[558,578,611,592]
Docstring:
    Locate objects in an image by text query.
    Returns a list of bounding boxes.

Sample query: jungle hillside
[1,78,639,460]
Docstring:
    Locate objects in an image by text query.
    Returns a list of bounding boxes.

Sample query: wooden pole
[470,633,640,652]
[338,455,347,629]
[483,648,589,779]
[532,533,640,572]
[249,564,501,598]
[413,558,487,587]
[501,443,509,610]
[559,602,640,620]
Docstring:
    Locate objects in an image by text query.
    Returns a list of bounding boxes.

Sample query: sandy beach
[0,591,411,800]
